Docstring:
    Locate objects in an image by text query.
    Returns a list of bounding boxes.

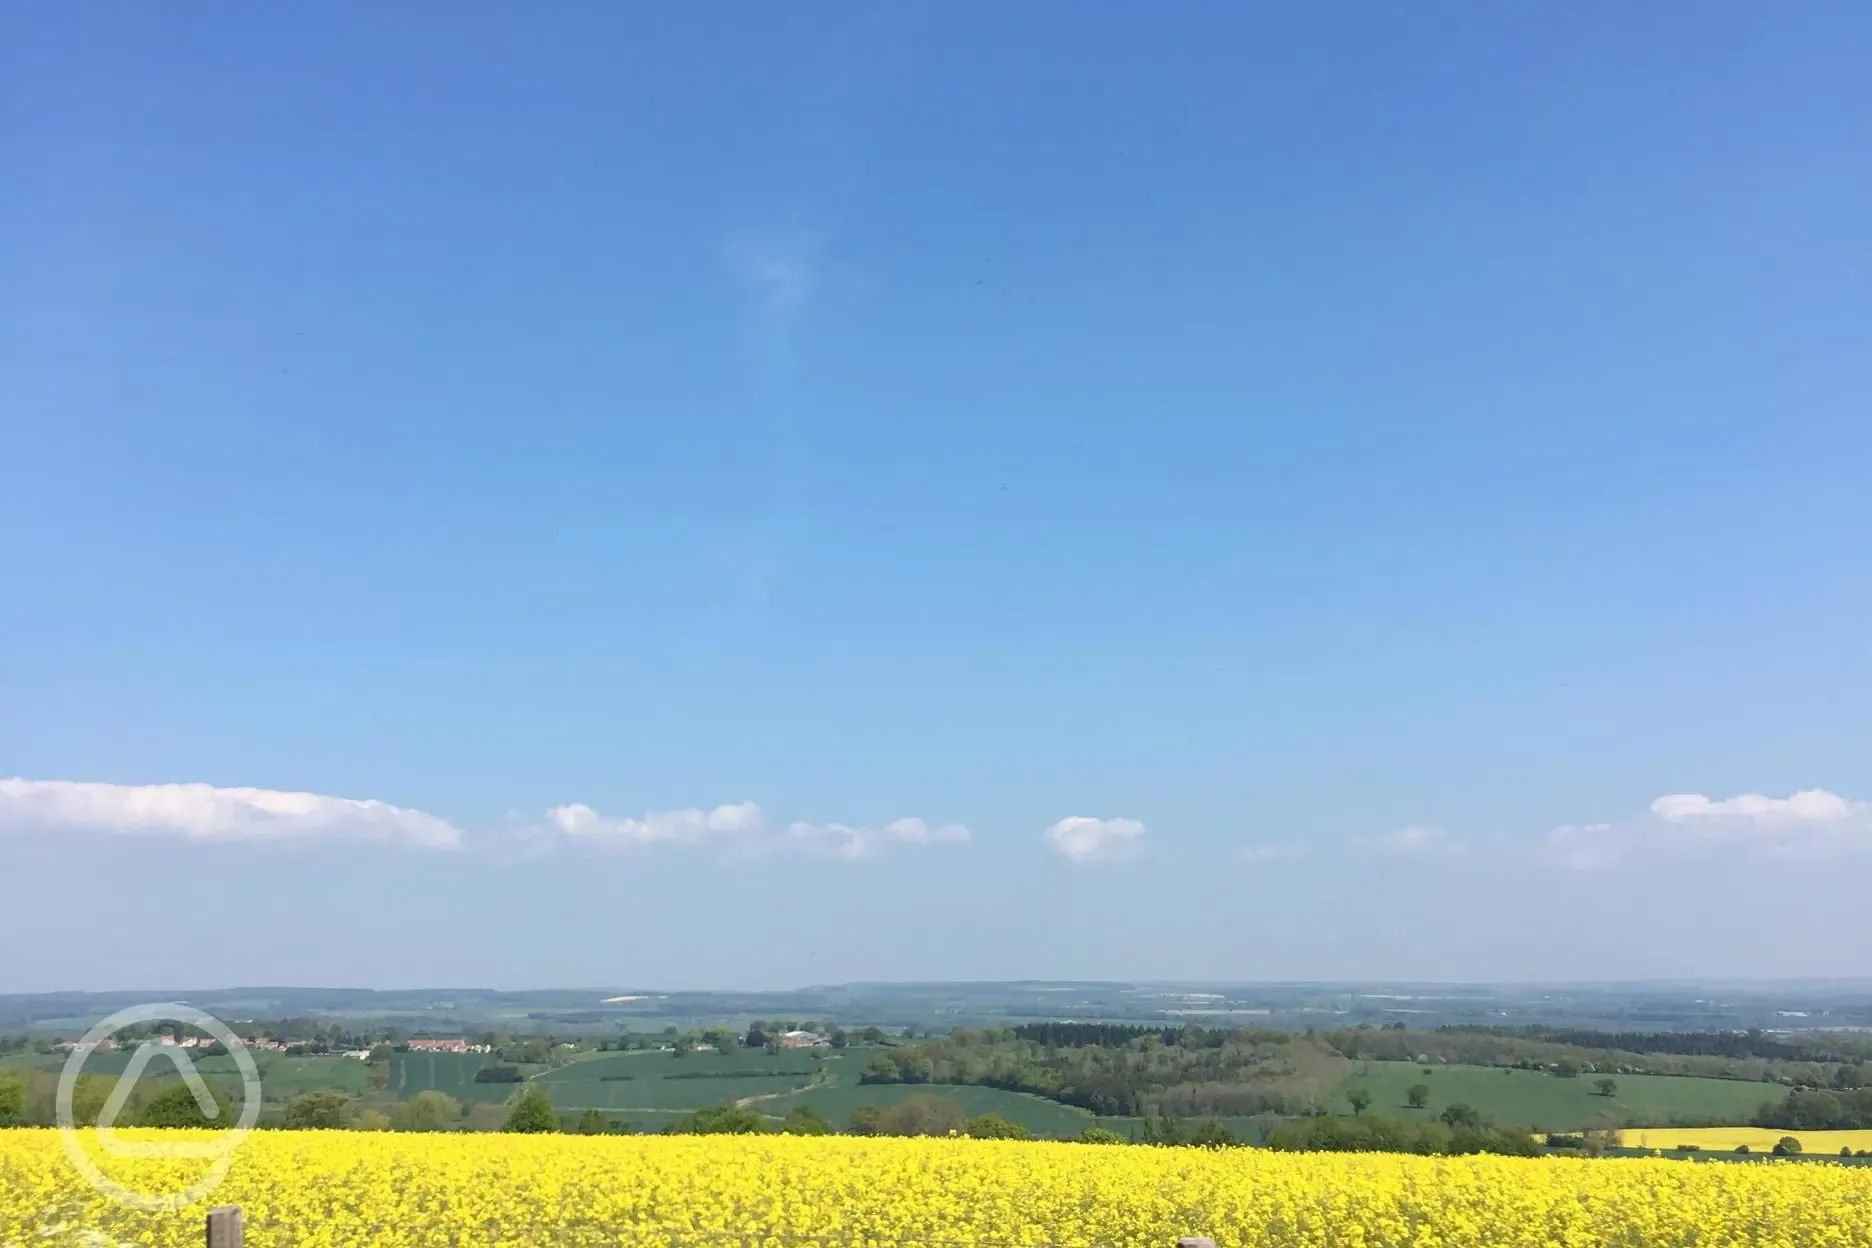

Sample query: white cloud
[1651,789,1865,826]
[545,801,968,861]
[1546,790,1872,870]
[547,801,765,848]
[1359,824,1461,857]
[1044,816,1145,864]
[724,230,820,378]
[1238,843,1305,864]
[0,777,463,849]
[1649,789,1872,855]
[1543,822,1622,871]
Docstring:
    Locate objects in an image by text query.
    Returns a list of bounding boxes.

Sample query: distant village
[38,1020,845,1062]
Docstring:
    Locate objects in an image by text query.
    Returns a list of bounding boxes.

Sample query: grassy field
[387,1051,509,1102]
[1330,1062,1782,1132]
[536,1049,830,1112]
[3,1049,373,1110]
[0,1053,59,1072]
[257,1056,373,1100]
[522,1050,1105,1136]
[766,1079,1101,1136]
[1620,1127,1872,1153]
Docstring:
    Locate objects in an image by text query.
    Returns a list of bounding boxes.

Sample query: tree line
[1753,1086,1872,1130]
[857,1026,1332,1117]
[1446,1025,1872,1064]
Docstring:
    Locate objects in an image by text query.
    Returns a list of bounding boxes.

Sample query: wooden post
[1177,1238,1217,1248]
[205,1206,242,1248]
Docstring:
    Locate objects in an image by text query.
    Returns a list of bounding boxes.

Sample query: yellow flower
[3,1129,1870,1248]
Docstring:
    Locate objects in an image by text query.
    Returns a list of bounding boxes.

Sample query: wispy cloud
[1044,816,1145,865]
[723,230,821,382]
[545,801,968,861]
[1651,789,1867,829]
[1542,822,1621,871]
[0,777,464,849]
[1545,789,1872,870]
[1358,824,1462,857]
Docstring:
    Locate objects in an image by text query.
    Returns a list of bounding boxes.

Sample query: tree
[390,1090,460,1132]
[1773,1135,1803,1156]
[781,1106,831,1135]
[1079,1126,1124,1144]
[1594,1078,1618,1098]
[1406,1084,1430,1109]
[575,1108,610,1135]
[1439,1103,1483,1130]
[745,1025,769,1050]
[0,1073,23,1127]
[355,1109,392,1131]
[139,1081,231,1128]
[66,1074,116,1127]
[1734,1143,1750,1154]
[1582,1126,1621,1156]
[281,1091,352,1129]
[503,1086,559,1133]
[877,1094,966,1137]
[964,1113,1030,1140]
[848,1105,883,1135]
[1188,1117,1237,1148]
[666,1103,768,1134]
[1346,1087,1373,1116]
[1140,1115,1190,1146]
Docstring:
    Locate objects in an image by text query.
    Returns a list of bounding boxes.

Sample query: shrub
[138,1082,231,1129]
[281,1091,352,1129]
[474,1065,524,1084]
[665,1103,768,1135]
[781,1106,831,1135]
[0,1074,23,1128]
[877,1095,966,1137]
[389,1091,459,1132]
[965,1113,1030,1140]
[503,1087,558,1133]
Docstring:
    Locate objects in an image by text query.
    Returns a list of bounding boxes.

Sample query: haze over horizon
[4,4,1870,991]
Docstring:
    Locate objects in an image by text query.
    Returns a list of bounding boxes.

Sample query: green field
[1329,1062,1782,1132]
[0,1053,62,1073]
[2,1049,372,1107]
[257,1056,372,1101]
[535,1048,832,1112]
[767,1080,1101,1136]
[387,1051,509,1102]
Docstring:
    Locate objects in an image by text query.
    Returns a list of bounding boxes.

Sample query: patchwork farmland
[1328,1061,1784,1133]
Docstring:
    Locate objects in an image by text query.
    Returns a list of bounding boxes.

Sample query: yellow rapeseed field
[5,1128,1872,1248]
[1621,1127,1872,1154]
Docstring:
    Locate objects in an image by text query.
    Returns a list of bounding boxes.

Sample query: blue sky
[4,3,1870,991]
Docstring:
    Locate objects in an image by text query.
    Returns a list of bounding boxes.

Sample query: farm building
[407,1038,472,1053]
[777,1030,830,1049]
